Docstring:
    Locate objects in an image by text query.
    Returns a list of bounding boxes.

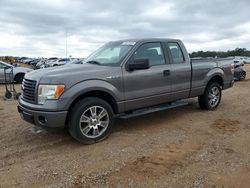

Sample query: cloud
[0,0,249,57]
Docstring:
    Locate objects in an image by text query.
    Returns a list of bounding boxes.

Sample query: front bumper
[17,103,68,128]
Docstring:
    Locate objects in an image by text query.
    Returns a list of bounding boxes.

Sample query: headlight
[38,85,65,104]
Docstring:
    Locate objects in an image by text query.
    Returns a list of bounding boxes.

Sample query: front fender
[61,79,123,109]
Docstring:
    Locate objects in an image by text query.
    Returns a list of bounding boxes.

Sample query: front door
[123,42,172,111]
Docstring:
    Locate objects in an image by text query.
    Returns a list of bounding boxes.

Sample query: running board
[118,101,190,119]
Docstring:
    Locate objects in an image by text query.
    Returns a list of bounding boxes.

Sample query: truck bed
[190,57,234,97]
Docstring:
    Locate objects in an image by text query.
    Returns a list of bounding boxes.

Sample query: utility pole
[66,31,68,59]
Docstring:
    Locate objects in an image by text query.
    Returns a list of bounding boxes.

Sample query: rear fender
[204,68,225,86]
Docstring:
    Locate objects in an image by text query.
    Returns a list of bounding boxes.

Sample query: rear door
[165,42,191,100]
[123,42,172,111]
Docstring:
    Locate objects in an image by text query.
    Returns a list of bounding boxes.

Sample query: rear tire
[198,82,222,110]
[68,97,114,144]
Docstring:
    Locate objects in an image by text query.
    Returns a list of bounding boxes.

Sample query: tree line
[0,56,18,63]
[189,48,250,58]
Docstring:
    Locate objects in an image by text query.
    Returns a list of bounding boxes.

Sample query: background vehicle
[243,57,250,64]
[66,58,85,65]
[232,56,250,65]
[0,61,32,83]
[233,56,245,67]
[49,58,72,67]
[22,58,35,64]
[29,59,40,66]
[44,57,58,67]
[33,59,47,70]
[18,38,234,144]
[234,64,246,81]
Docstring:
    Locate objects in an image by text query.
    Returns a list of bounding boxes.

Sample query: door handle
[163,69,170,77]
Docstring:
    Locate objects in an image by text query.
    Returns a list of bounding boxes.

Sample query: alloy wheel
[79,106,109,138]
[208,87,220,108]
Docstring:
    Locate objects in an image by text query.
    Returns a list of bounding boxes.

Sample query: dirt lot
[0,65,250,188]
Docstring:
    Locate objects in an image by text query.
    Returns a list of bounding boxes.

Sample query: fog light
[38,116,46,124]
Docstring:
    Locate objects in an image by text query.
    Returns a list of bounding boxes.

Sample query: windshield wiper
[85,60,101,65]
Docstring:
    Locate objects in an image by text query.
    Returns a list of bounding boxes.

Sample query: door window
[168,43,185,64]
[134,43,165,66]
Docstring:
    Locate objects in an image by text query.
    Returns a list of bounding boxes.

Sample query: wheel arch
[14,72,25,82]
[207,75,224,88]
[69,90,118,113]
[65,89,119,127]
[205,68,225,89]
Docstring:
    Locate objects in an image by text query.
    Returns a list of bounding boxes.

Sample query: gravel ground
[0,65,249,188]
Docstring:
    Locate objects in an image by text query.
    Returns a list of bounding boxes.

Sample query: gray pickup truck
[18,38,234,144]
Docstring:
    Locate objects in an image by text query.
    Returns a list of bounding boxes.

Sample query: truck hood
[25,63,120,87]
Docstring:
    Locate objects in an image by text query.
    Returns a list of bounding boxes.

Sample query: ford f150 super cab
[18,38,234,144]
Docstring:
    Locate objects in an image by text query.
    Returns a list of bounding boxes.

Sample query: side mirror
[128,59,150,71]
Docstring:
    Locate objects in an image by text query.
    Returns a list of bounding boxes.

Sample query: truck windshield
[84,41,135,66]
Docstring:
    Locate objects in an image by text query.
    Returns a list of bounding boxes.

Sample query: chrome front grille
[22,79,37,103]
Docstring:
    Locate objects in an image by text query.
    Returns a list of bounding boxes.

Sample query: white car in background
[45,57,59,67]
[233,56,246,66]
[243,57,250,64]
[47,58,72,67]
[0,61,32,83]
[33,59,47,70]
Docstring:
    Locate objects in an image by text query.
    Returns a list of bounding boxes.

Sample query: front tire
[68,97,114,144]
[198,82,222,110]
[15,73,25,84]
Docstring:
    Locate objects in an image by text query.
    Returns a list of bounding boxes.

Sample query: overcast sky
[0,0,250,57]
